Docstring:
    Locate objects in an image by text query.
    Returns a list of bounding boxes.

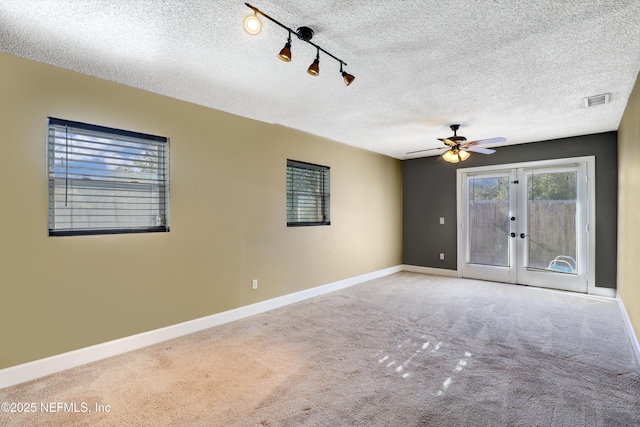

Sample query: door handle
[520,233,529,239]
[510,232,516,238]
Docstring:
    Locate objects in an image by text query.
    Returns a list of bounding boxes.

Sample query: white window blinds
[286,159,330,226]
[47,118,169,236]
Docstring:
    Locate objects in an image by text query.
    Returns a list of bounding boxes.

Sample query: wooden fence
[469,200,576,268]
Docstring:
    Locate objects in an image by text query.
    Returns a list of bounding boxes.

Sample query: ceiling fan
[407,124,506,163]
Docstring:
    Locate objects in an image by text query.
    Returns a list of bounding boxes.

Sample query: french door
[458,158,594,293]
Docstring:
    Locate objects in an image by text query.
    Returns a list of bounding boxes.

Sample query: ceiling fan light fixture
[442,150,458,163]
[406,124,504,159]
[244,12,261,35]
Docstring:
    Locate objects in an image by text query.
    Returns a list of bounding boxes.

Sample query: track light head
[278,42,292,62]
[339,64,355,86]
[308,50,320,76]
[278,33,292,62]
[243,12,261,35]
[341,71,355,86]
[308,58,320,76]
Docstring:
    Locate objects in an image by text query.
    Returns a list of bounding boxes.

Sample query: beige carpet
[1,273,639,426]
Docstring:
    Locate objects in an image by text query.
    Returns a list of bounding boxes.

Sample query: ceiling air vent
[584,93,610,107]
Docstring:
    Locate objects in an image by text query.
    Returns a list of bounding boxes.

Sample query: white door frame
[515,162,588,292]
[459,168,517,284]
[456,156,611,297]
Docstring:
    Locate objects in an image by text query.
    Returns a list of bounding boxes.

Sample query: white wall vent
[584,93,610,107]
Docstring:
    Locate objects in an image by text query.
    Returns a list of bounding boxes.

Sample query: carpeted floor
[1,272,639,426]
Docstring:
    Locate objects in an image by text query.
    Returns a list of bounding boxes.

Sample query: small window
[47,118,169,236]
[286,159,330,226]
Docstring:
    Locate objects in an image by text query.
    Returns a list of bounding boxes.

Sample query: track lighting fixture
[307,48,320,76]
[243,11,261,35]
[244,3,355,86]
[278,31,292,62]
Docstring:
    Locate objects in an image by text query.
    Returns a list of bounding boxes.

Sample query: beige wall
[0,52,403,369]
[618,70,640,343]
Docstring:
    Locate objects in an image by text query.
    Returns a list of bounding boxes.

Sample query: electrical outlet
[252,279,258,290]
[440,253,445,260]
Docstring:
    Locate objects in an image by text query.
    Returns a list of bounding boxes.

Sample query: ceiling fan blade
[406,146,447,155]
[466,146,496,155]
[438,138,456,146]
[465,137,506,146]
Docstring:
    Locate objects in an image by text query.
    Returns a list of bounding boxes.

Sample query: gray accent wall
[402,132,618,289]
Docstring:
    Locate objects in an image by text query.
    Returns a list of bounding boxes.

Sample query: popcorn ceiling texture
[0,0,638,159]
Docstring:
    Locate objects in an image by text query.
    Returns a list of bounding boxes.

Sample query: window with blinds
[286,159,330,226]
[47,118,169,236]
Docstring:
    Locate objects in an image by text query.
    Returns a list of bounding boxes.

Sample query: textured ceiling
[1,0,639,159]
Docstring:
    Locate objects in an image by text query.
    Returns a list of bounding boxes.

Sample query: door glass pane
[526,171,577,274]
[468,176,510,266]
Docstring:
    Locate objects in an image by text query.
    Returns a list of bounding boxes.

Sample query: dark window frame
[286,159,330,227]
[47,118,170,236]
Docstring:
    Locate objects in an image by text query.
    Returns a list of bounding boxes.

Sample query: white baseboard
[0,265,403,390]
[616,295,640,370]
[402,264,459,277]
[401,265,617,298]
[3,264,633,389]
[589,286,616,298]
